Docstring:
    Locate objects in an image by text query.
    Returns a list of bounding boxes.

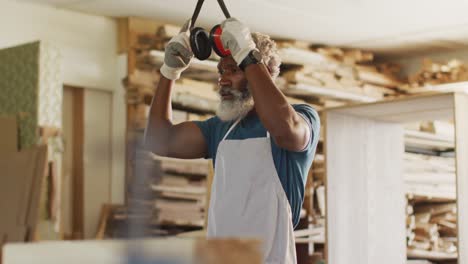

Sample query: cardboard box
[0,117,47,244]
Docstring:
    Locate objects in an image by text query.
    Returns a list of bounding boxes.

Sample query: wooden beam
[329,92,454,122]
[95,204,113,239]
[284,83,377,103]
[117,18,129,54]
[204,161,214,230]
[72,88,84,240]
[454,93,468,264]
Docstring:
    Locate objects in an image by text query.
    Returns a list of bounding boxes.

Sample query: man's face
[215,56,253,121]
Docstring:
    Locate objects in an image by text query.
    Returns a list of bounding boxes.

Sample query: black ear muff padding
[190,27,212,60]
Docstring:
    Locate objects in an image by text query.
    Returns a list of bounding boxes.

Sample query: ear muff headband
[189,0,232,60]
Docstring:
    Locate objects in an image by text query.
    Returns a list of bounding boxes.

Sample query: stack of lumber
[302,154,326,252]
[401,59,468,93]
[122,22,222,237]
[151,155,209,228]
[404,121,455,154]
[404,152,456,201]
[404,119,458,262]
[274,41,403,104]
[406,202,458,260]
[124,69,220,114]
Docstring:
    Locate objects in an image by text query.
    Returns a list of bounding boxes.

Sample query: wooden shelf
[278,47,329,66]
[402,81,468,94]
[405,130,454,151]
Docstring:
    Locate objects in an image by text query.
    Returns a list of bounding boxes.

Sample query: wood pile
[122,22,221,237]
[404,152,456,201]
[401,59,468,92]
[404,120,458,262]
[274,41,404,104]
[406,202,458,261]
[151,154,208,228]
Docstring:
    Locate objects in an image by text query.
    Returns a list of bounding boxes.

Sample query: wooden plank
[278,47,330,66]
[95,204,113,239]
[407,249,457,260]
[25,146,48,241]
[454,93,468,264]
[284,83,377,103]
[204,161,214,230]
[325,112,406,264]
[328,92,454,122]
[356,66,402,88]
[117,18,129,54]
[72,88,84,239]
[151,155,210,176]
[149,50,218,73]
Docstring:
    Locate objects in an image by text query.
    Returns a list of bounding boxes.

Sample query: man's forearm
[145,76,175,155]
[244,64,302,138]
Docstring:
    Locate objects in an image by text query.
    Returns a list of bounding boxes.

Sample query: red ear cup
[210,24,231,57]
[190,27,212,60]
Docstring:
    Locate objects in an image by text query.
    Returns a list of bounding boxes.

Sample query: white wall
[1,0,126,238]
[1,0,117,91]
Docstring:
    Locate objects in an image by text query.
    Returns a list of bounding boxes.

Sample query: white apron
[207,118,297,264]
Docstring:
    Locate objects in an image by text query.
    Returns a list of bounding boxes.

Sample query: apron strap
[221,118,242,141]
[221,118,271,141]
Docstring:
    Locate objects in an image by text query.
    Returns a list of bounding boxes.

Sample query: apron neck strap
[222,118,242,141]
[221,117,271,141]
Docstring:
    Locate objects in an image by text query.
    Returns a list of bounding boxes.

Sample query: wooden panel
[329,92,454,122]
[454,93,468,264]
[325,112,406,264]
[72,88,84,239]
[204,161,214,230]
[62,87,75,237]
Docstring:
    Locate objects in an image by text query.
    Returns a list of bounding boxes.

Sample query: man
[145,18,320,264]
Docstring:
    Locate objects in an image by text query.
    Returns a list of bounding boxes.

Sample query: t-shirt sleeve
[293,104,321,153]
[193,116,218,159]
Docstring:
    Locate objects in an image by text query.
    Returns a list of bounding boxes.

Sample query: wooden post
[454,93,468,264]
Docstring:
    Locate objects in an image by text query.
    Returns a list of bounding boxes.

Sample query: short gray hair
[252,32,281,79]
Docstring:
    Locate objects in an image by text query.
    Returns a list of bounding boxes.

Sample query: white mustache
[219,87,248,100]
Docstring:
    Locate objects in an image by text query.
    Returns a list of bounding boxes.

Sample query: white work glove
[220,18,257,66]
[160,19,194,80]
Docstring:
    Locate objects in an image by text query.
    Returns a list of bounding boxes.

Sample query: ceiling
[16,0,468,57]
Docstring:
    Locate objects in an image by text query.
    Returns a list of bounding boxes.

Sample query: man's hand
[160,19,194,80]
[220,18,257,66]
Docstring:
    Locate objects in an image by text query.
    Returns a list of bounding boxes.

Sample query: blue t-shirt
[194,104,320,228]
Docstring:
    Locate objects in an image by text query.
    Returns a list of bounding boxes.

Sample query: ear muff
[190,27,212,60]
[210,24,231,57]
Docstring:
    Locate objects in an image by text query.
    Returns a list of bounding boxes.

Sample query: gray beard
[216,87,254,122]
